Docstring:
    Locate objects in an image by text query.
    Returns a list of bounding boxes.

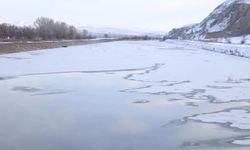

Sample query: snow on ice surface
[0,42,164,77]
[1,41,250,104]
[127,80,250,103]
[189,109,250,130]
[1,41,250,149]
[120,41,250,103]
[233,137,250,146]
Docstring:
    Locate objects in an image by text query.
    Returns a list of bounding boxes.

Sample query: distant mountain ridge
[166,0,250,40]
[79,26,165,38]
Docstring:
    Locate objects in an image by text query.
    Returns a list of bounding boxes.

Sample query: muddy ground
[0,39,118,55]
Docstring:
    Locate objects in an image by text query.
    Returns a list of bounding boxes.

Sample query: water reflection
[0,73,249,150]
[111,118,149,134]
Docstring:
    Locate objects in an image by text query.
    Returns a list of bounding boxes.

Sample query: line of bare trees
[0,17,90,41]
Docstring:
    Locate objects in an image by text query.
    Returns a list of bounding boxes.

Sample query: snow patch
[207,15,231,33]
[237,0,250,4]
[233,138,250,146]
[189,109,250,130]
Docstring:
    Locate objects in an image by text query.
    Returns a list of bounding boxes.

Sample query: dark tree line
[0,17,90,41]
[120,35,161,41]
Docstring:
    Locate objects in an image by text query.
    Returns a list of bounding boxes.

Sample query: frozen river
[0,41,250,150]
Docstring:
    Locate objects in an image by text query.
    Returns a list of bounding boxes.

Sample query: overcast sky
[0,0,225,31]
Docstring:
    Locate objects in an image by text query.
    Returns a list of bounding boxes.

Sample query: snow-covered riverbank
[165,40,250,58]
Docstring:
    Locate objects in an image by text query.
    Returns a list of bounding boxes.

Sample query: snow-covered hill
[167,0,250,40]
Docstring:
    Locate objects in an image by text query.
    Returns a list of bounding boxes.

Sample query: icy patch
[189,109,250,130]
[186,102,199,107]
[122,77,250,103]
[133,100,150,104]
[1,40,250,104]
[12,86,42,93]
[12,86,71,96]
[232,137,250,146]
[194,83,250,103]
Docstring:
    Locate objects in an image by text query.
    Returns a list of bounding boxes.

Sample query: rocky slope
[166,0,250,40]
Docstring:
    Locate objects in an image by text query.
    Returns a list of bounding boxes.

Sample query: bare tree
[0,17,90,41]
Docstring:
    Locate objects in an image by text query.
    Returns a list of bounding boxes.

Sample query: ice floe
[189,109,250,130]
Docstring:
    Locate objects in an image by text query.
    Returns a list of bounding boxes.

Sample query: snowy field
[0,41,250,150]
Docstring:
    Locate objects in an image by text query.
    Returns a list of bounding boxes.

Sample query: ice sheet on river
[1,41,250,149]
[1,41,250,104]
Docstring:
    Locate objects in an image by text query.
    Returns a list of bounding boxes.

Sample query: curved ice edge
[232,136,250,146]
[0,63,162,80]
[188,107,250,131]
[181,135,250,148]
[163,106,250,131]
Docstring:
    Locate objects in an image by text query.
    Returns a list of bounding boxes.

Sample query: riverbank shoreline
[0,39,118,55]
